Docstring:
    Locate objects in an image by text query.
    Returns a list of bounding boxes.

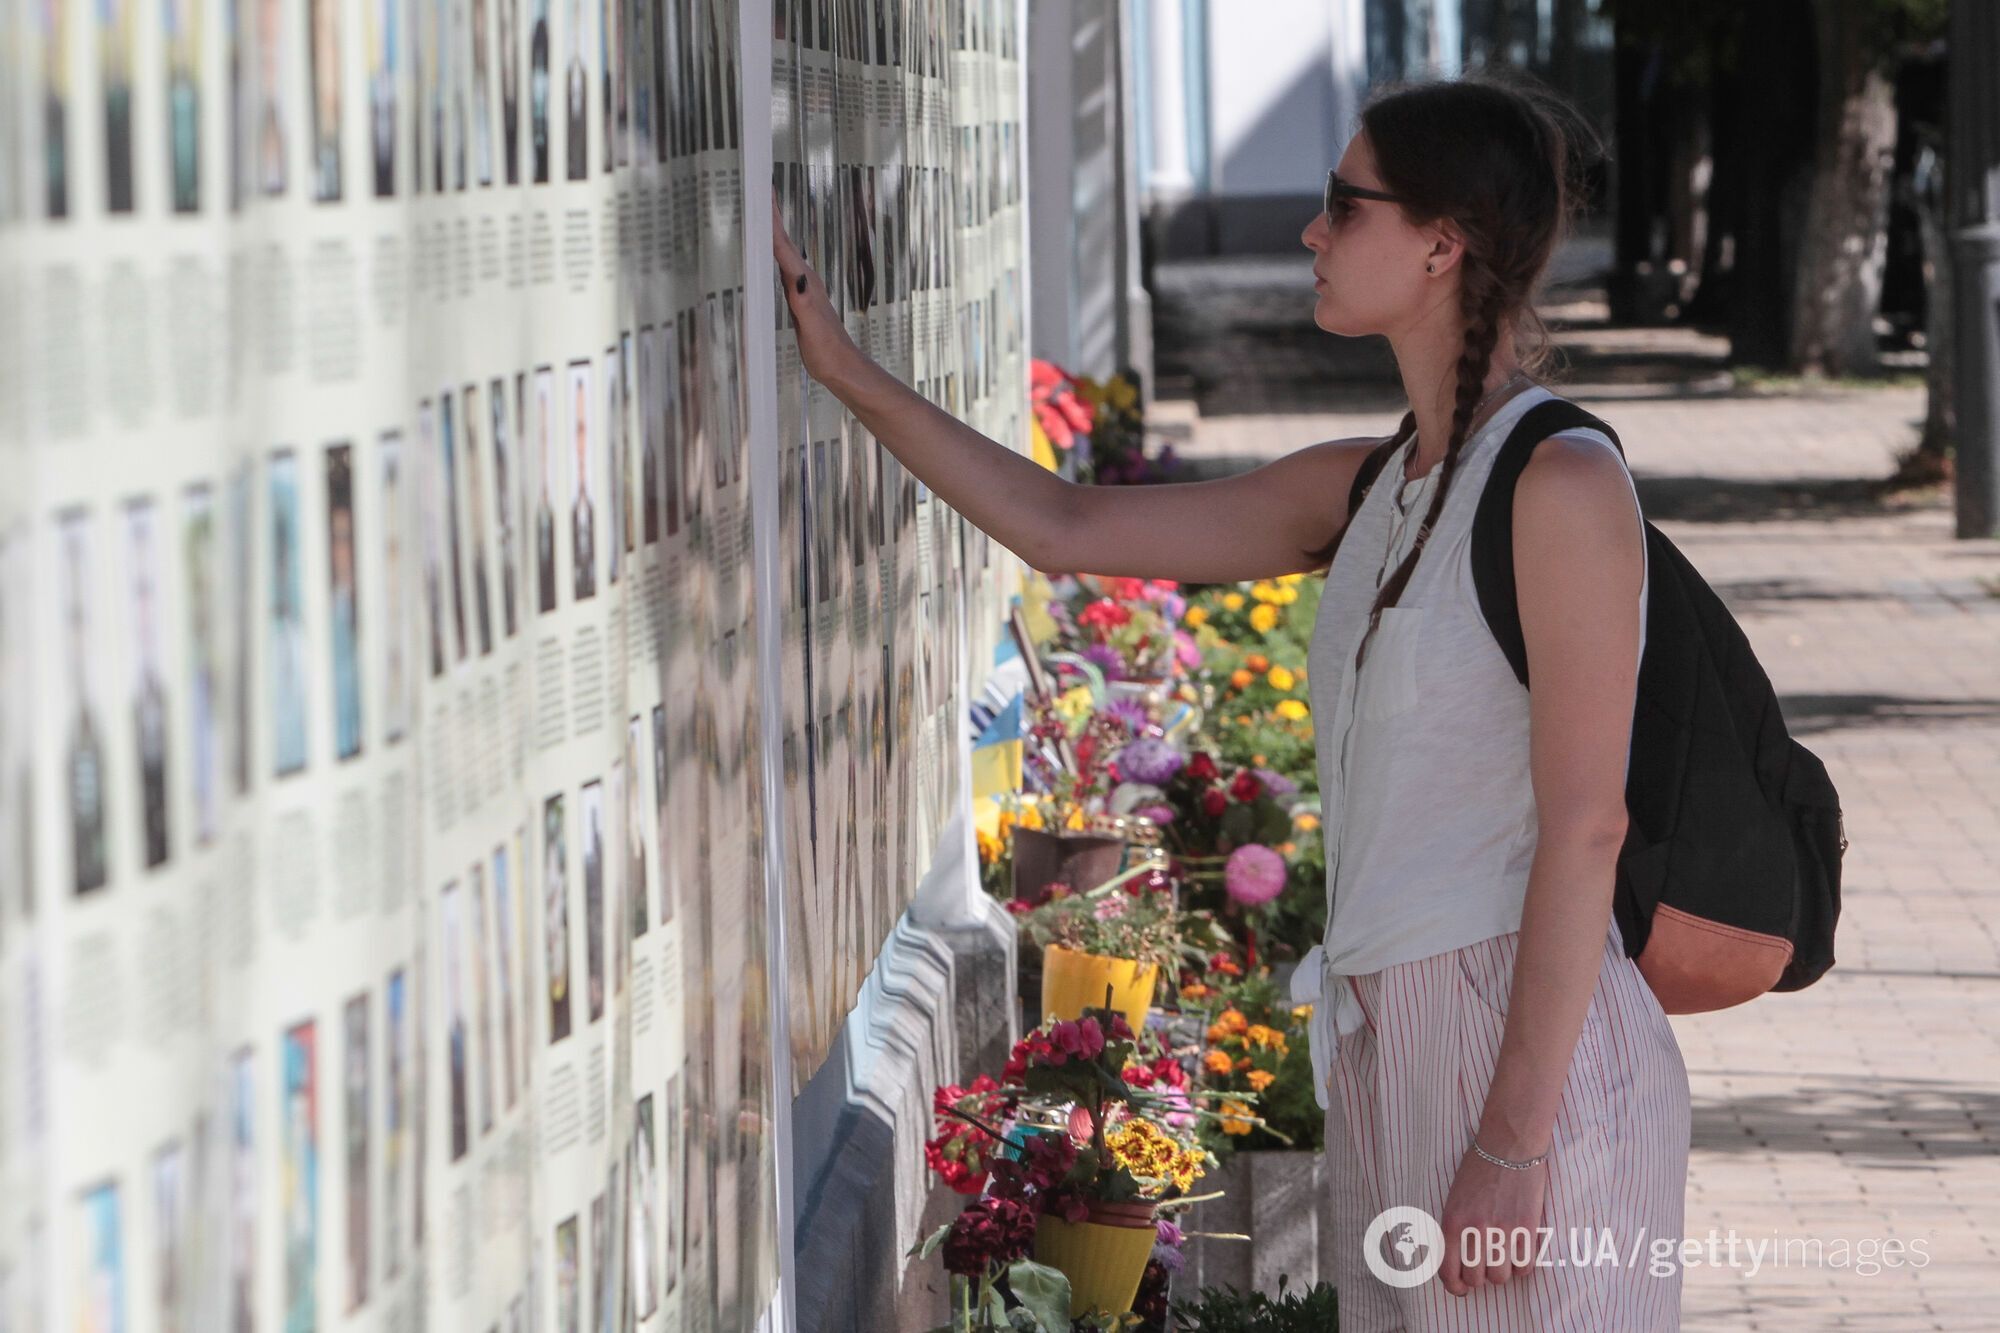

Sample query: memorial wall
[0,0,1024,1327]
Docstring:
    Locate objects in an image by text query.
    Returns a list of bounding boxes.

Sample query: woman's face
[1300,134,1439,341]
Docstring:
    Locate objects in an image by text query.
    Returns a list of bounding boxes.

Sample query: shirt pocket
[1354,605,1425,723]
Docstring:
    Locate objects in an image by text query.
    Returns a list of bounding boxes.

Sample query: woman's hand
[772,195,862,387]
[1437,1146,1548,1296]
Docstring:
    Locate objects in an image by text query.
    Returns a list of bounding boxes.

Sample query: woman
[777,73,1692,1329]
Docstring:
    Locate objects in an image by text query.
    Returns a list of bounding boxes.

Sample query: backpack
[1342,398,1847,1013]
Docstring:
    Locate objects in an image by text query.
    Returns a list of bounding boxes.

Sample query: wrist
[1474,1113,1551,1162]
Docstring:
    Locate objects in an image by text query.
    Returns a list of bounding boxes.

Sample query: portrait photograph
[564,0,586,178]
[40,0,69,218]
[59,508,107,895]
[420,415,445,679]
[492,844,519,1109]
[380,432,410,743]
[529,0,549,182]
[651,703,672,924]
[229,1047,255,1330]
[462,383,494,656]
[75,1179,123,1333]
[639,326,660,545]
[443,877,469,1159]
[619,334,635,563]
[604,346,622,585]
[631,1094,657,1317]
[256,0,285,194]
[498,0,519,182]
[152,1139,186,1333]
[165,0,202,211]
[658,321,680,539]
[662,1070,681,1293]
[440,389,469,661]
[601,0,619,173]
[227,466,251,797]
[472,0,493,185]
[534,367,558,613]
[471,861,495,1137]
[554,1214,579,1333]
[310,0,342,200]
[327,443,364,762]
[491,385,519,641]
[268,450,309,779]
[100,0,136,212]
[569,359,596,601]
[367,0,395,194]
[282,1018,318,1333]
[545,792,572,1043]
[451,0,468,189]
[581,776,604,1023]
[181,484,220,848]
[632,0,653,161]
[342,991,369,1314]
[625,715,646,940]
[609,761,626,993]
[384,966,407,1277]
[124,497,170,871]
[588,1192,606,1333]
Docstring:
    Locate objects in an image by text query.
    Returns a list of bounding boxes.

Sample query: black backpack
[1343,398,1847,1013]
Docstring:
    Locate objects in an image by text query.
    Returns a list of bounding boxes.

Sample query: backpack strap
[1470,399,1627,689]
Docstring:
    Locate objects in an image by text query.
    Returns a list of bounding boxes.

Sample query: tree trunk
[1788,0,1899,375]
[1727,0,1817,368]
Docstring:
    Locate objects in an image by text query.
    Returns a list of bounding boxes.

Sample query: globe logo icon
[1362,1205,1446,1287]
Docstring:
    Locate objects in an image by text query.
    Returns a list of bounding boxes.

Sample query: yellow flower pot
[1040,944,1158,1033]
[1033,1209,1158,1318]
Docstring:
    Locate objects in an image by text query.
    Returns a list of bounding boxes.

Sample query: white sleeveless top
[1289,385,1649,1093]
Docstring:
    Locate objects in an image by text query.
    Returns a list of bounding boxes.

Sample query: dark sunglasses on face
[1324,169,1407,220]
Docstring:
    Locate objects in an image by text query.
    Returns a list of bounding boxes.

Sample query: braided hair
[1311,73,1599,673]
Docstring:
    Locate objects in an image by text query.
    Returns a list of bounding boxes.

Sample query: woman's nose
[1301,212,1328,251]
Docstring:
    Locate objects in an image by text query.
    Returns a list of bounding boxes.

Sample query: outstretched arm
[774,199,1376,584]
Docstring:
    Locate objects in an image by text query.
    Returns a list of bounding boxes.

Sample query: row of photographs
[771,0,1014,74]
[29,0,742,221]
[63,992,697,1330]
[41,301,743,899]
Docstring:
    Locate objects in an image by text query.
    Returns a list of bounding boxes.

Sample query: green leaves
[1004,1259,1073,1333]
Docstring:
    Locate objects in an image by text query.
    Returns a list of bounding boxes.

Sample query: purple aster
[1116,737,1186,787]
[1081,642,1126,681]
[1254,768,1299,799]
[1102,694,1152,735]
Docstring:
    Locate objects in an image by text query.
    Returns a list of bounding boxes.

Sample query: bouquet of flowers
[1179,970,1323,1158]
[1012,860,1231,984]
[1182,577,1321,790]
[1052,577,1193,685]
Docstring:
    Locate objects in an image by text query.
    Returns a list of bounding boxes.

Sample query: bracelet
[1471,1136,1550,1171]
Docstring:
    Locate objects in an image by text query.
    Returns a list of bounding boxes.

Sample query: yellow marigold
[1016,803,1044,831]
[1291,1004,1314,1022]
[995,811,1015,840]
[1275,699,1310,721]
[1230,668,1253,690]
[1249,604,1279,634]
[1180,982,1211,1001]
[1184,605,1209,628]
[1274,584,1299,605]
[977,830,1003,864]
[1266,665,1296,692]
[1246,1024,1278,1049]
[1278,573,1306,586]
[1246,1069,1277,1093]
[1219,1009,1249,1035]
[1219,1101,1256,1136]
[1293,813,1320,832]
[1222,592,1245,612]
[1250,581,1281,604]
[1202,1049,1235,1076]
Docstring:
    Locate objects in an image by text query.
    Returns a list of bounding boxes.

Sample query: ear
[1423,222,1465,277]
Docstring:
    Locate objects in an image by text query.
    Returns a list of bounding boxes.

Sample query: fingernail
[796,274,808,293]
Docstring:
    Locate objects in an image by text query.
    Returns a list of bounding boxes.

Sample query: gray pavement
[1154,255,2000,1329]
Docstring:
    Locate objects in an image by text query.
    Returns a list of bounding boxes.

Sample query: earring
[1426,264,1436,274]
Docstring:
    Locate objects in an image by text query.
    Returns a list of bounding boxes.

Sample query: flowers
[1115,737,1186,787]
[1265,664,1296,692]
[1224,844,1288,906]
[940,1195,1040,1276]
[1249,603,1279,634]
[1275,698,1310,721]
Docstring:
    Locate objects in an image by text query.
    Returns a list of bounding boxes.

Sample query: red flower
[941,1196,1039,1276]
[1108,577,1147,602]
[1200,789,1229,819]
[1077,598,1132,630]
[1121,1064,1157,1088]
[1185,752,1219,783]
[1075,734,1098,765]
[1229,770,1263,803]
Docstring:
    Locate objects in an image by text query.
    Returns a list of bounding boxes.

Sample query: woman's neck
[1390,313,1530,480]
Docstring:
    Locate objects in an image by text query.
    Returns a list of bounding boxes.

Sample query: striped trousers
[1323,919,1691,1331]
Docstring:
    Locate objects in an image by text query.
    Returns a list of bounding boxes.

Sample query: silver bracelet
[1471,1136,1550,1171]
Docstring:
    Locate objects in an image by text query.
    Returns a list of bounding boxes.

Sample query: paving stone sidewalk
[1162,288,2000,1325]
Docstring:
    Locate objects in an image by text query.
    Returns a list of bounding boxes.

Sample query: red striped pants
[1322,919,1691,1331]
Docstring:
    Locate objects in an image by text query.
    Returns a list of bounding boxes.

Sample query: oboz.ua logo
[1363,1205,1446,1287]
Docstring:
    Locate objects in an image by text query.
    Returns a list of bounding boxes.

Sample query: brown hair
[1309,71,1599,660]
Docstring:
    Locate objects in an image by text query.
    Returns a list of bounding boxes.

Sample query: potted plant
[919,1007,1230,1322]
[1013,860,1227,1034]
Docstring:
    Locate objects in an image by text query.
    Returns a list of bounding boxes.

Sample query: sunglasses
[1324,170,1407,219]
